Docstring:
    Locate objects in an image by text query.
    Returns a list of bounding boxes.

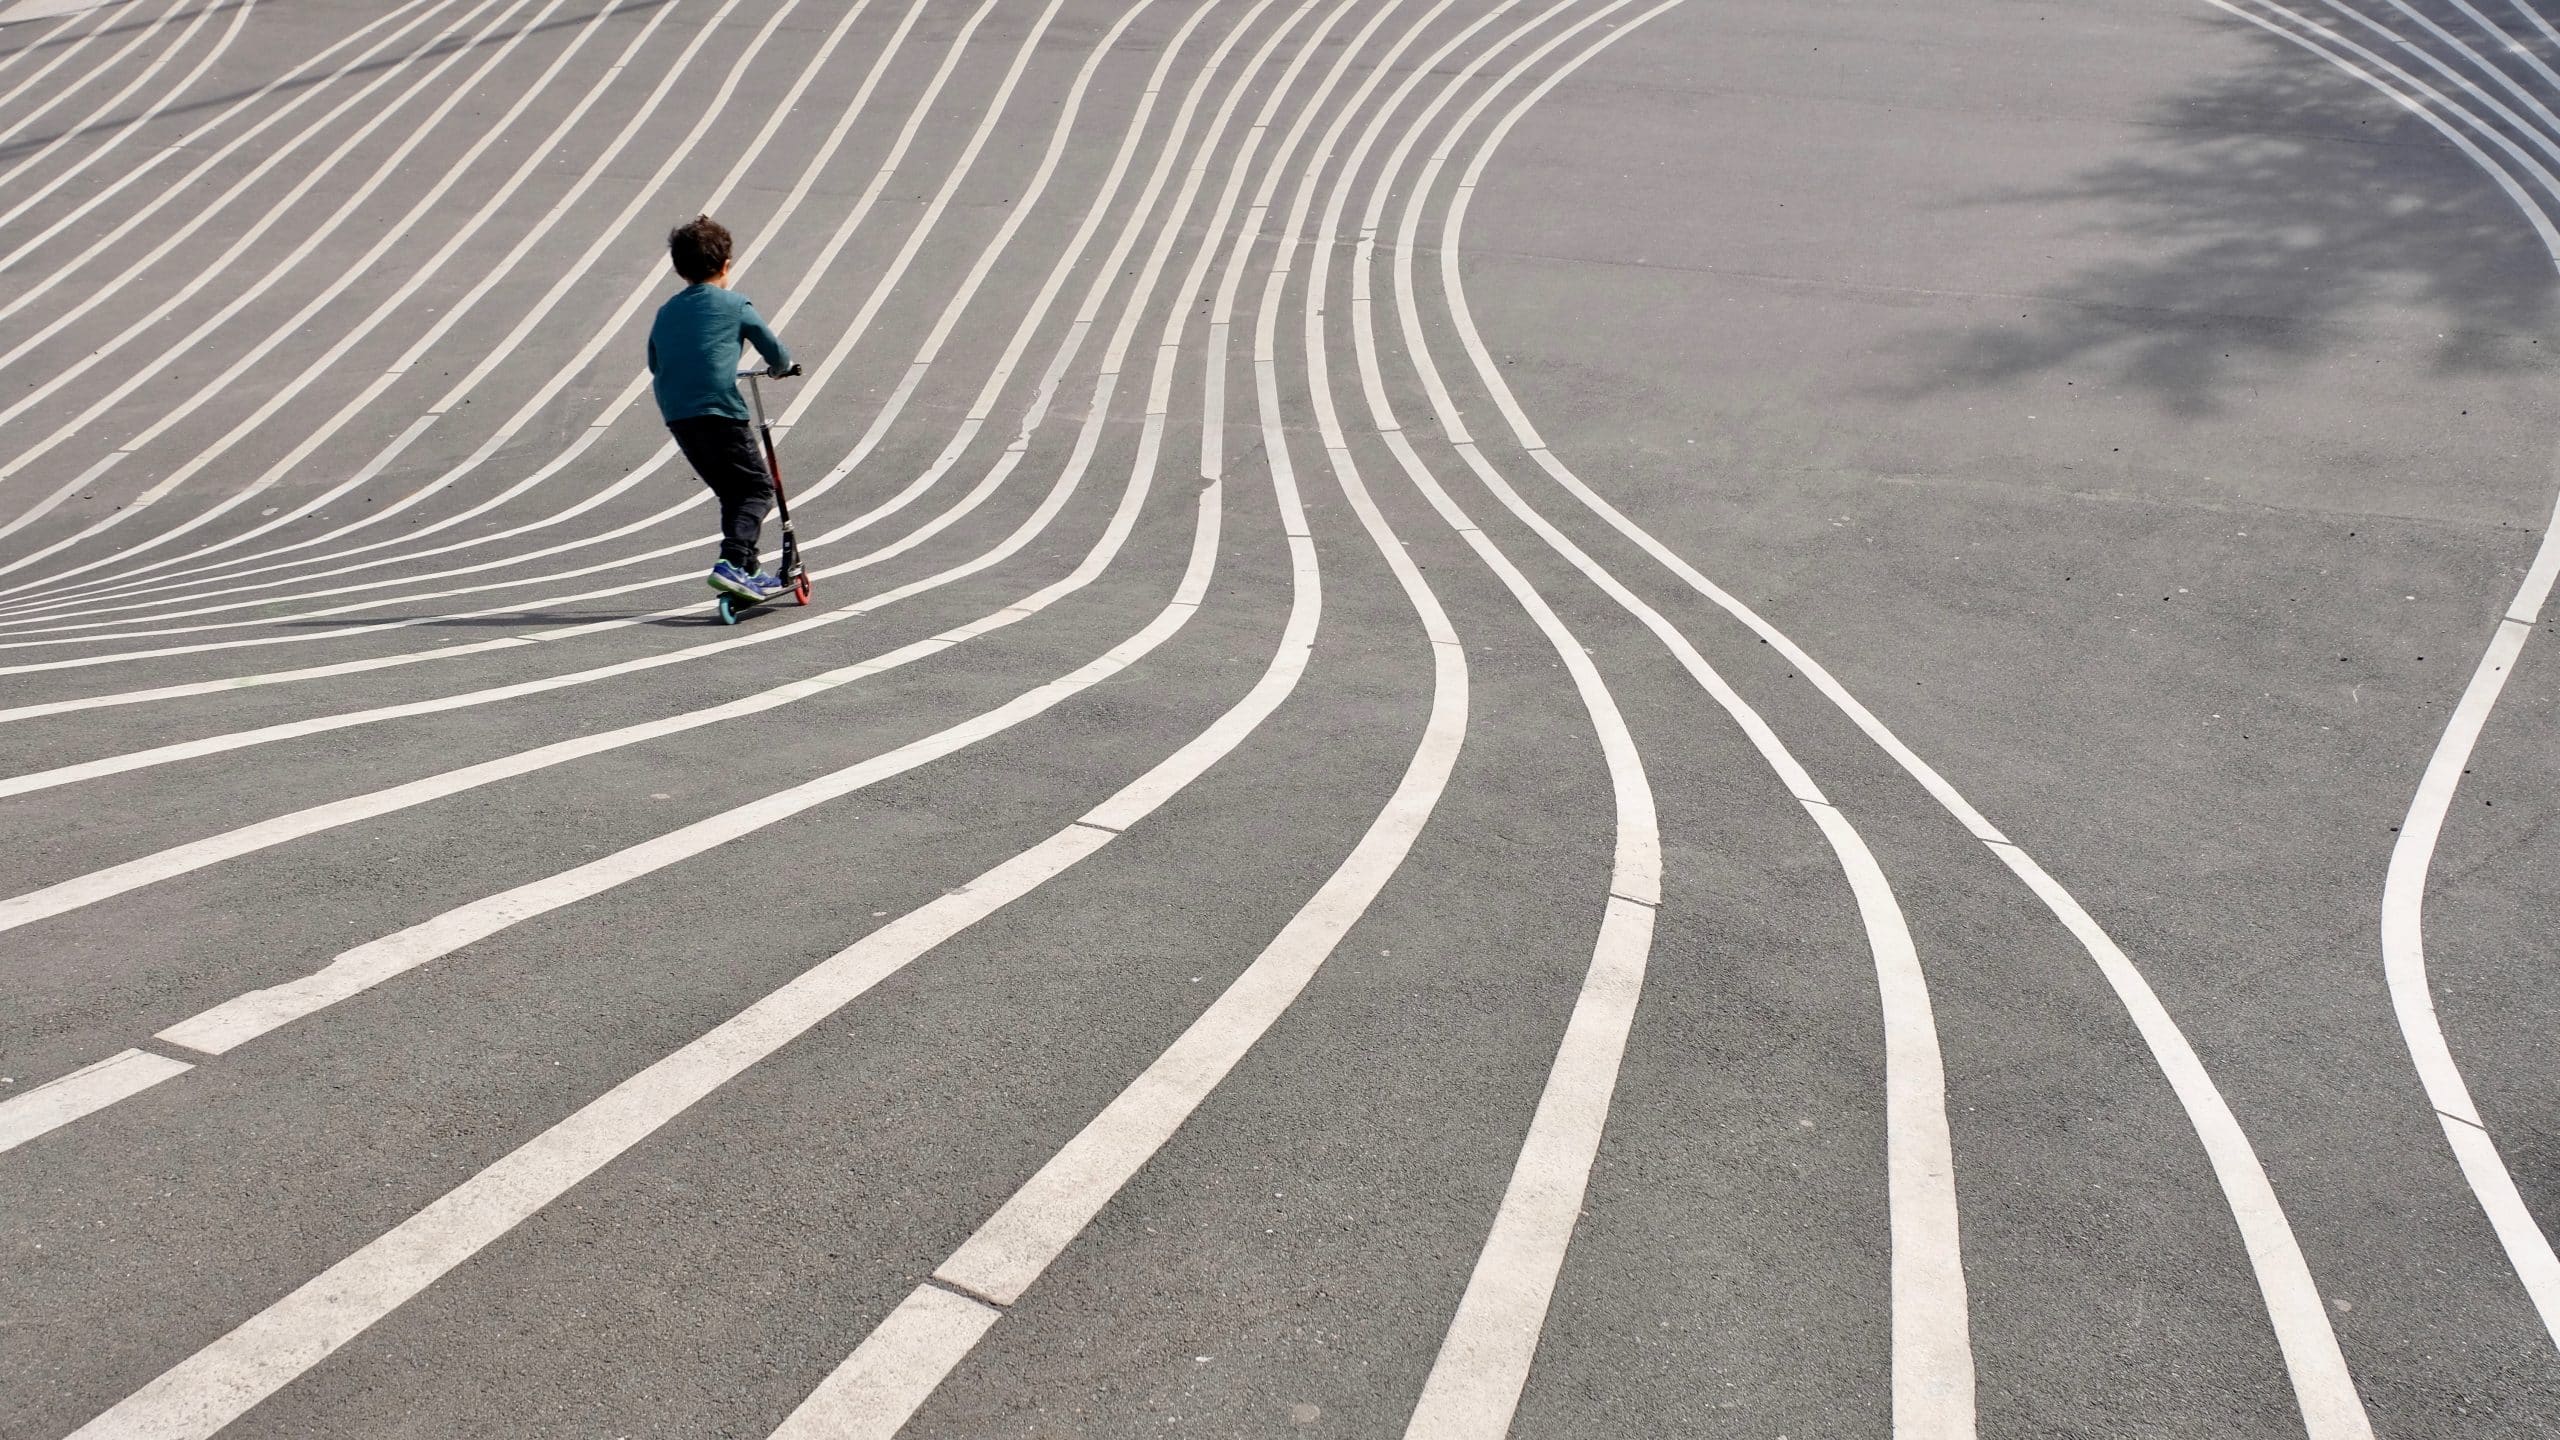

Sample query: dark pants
[669,415,773,570]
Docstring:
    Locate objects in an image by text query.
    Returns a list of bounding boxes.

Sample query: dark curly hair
[668,214,733,284]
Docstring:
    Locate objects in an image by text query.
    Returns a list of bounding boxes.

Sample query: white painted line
[0,0,118,21]
[0,0,141,141]
[0,0,685,579]
[8,0,1354,1136]
[768,1287,1002,1440]
[57,474,1221,1438]
[0,0,231,231]
[1406,895,1655,1436]
[1421,1,2380,1430]
[0,7,92,104]
[0,0,245,231]
[0,0,1090,643]
[782,0,1492,1421]
[0,0,761,581]
[0,1047,190,1154]
[2217,0,2560,1359]
[936,590,1443,1305]
[1987,838,2377,1437]
[1808,803,1974,1435]
[0,0,545,542]
[98,483,1204,1057]
[0,0,1319,780]
[0,0,448,300]
[2501,0,2560,62]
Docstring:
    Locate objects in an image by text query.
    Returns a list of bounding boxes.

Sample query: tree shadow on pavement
[1880,11,2558,417]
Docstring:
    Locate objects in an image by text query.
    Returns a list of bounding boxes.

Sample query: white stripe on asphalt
[1402,896,1653,1434]
[0,0,143,143]
[0,0,1104,646]
[55,474,1226,1440]
[0,1048,190,1155]
[1426,0,2380,1431]
[770,0,1504,1428]
[58,0,1390,1423]
[0,0,773,583]
[0,0,541,539]
[0,0,233,229]
[0,4,109,81]
[2238,0,2560,1361]
[0,0,1340,1141]
[2204,0,2560,1352]
[0,0,537,568]
[0,0,1296,775]
[0,0,688,583]
[0,0,451,293]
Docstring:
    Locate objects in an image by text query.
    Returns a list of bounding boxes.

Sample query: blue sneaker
[707,560,761,598]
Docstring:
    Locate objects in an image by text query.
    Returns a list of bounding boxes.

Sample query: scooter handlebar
[739,363,803,379]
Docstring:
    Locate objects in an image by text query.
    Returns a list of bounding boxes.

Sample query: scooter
[718,362,812,625]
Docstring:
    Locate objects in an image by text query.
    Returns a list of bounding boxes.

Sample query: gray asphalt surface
[1,0,2556,1436]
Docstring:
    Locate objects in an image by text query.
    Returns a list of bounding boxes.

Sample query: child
[648,214,796,600]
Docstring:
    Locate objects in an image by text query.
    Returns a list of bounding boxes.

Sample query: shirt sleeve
[737,297,791,374]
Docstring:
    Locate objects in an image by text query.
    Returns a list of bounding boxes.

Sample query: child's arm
[738,299,793,377]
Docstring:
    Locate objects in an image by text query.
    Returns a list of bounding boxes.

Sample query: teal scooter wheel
[717,594,741,625]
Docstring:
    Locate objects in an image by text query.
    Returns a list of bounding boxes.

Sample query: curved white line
[0,0,1155,645]
[53,474,1228,1440]
[0,0,1332,1130]
[0,0,1255,705]
[0,0,681,586]
[0,0,544,540]
[0,0,236,228]
[0,0,1282,780]
[2501,0,2560,62]
[0,0,452,292]
[2210,0,2560,1349]
[0,0,150,149]
[1371,3,1980,1431]
[0,0,792,578]
[0,4,108,95]
[1426,0,2428,1431]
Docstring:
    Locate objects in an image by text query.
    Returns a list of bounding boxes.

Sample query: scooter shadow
[266,610,712,631]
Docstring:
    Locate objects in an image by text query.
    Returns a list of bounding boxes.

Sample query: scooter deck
[714,570,813,624]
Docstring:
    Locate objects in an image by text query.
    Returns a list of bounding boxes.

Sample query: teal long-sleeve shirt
[646,282,792,424]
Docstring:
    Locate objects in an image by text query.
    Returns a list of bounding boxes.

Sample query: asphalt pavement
[1,0,2556,1436]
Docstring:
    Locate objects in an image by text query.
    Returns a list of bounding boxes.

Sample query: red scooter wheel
[793,574,812,605]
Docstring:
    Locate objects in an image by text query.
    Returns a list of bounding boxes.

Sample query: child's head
[668,214,733,284]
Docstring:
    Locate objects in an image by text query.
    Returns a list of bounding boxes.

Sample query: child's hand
[768,361,802,379]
